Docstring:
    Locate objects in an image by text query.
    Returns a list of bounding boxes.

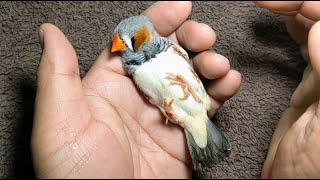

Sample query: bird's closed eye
[131,37,135,51]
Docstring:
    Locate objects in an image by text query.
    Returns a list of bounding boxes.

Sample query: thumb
[32,23,89,153]
[308,21,320,78]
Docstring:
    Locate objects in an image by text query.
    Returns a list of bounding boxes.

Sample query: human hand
[31,1,241,178]
[254,1,320,178]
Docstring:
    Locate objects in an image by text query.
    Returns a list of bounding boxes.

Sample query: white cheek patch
[122,36,133,50]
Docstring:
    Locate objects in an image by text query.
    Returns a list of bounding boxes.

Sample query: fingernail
[38,28,44,49]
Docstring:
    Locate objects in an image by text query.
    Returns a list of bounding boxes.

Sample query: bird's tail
[184,119,231,170]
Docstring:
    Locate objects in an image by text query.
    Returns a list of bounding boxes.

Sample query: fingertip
[38,22,79,76]
[173,1,192,9]
[206,70,242,102]
[39,22,56,31]
[198,22,217,47]
[142,1,192,36]
[38,23,66,49]
[170,1,193,16]
[193,51,230,79]
[225,70,242,93]
[177,21,216,52]
[229,69,242,86]
[39,23,68,42]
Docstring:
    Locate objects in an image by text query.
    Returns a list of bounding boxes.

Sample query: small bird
[110,15,231,169]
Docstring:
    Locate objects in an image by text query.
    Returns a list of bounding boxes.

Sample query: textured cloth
[0,1,306,178]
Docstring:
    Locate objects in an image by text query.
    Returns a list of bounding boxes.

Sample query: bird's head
[111,15,155,53]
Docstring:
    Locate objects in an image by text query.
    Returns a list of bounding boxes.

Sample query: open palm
[31,1,241,178]
[254,1,320,178]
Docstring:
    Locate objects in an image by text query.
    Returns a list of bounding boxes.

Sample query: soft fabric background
[0,1,306,178]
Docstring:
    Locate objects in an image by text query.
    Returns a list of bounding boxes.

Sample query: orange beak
[111,34,126,52]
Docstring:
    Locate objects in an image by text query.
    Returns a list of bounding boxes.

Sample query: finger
[261,22,320,178]
[193,51,230,79]
[34,23,89,138]
[206,70,242,117]
[299,1,320,21]
[142,1,192,37]
[169,20,216,52]
[93,1,192,76]
[254,1,303,16]
[254,1,319,44]
[285,14,314,44]
[308,21,320,77]
[254,1,320,21]
[261,21,320,179]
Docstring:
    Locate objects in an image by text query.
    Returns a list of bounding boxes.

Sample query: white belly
[133,45,210,125]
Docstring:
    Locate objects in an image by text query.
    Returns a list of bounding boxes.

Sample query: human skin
[31,1,320,178]
[254,1,320,179]
[31,1,241,178]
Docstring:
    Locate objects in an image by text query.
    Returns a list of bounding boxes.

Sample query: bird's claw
[165,73,201,103]
[162,98,177,124]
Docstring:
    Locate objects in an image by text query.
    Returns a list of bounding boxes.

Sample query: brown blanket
[0,1,306,178]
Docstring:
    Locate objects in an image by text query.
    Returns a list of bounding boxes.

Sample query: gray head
[110,15,170,75]
[111,15,155,53]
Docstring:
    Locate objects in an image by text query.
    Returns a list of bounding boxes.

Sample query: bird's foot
[162,98,177,124]
[165,73,201,102]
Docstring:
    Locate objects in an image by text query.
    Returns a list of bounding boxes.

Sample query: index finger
[142,1,192,37]
[90,1,192,76]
